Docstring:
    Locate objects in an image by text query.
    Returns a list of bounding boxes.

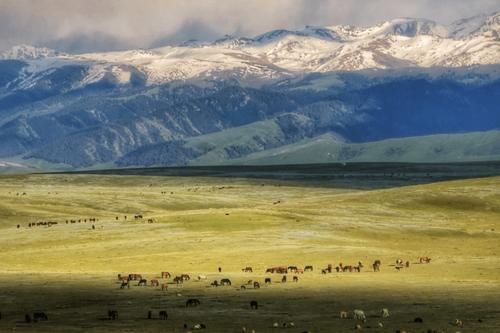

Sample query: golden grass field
[0,172,499,332]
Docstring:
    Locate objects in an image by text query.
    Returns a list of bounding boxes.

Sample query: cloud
[0,0,498,53]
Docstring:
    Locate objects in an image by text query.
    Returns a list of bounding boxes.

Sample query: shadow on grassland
[58,161,500,189]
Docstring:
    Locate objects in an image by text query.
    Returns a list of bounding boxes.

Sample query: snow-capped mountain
[1,12,499,88]
[0,12,499,171]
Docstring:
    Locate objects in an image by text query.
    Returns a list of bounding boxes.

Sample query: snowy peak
[449,11,500,38]
[1,44,61,60]
[380,18,448,37]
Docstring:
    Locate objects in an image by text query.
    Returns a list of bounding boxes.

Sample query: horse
[173,276,183,284]
[381,308,390,318]
[161,283,168,291]
[340,311,348,319]
[33,312,48,322]
[288,266,298,273]
[180,274,190,281]
[186,299,201,307]
[138,279,147,286]
[253,281,260,289]
[161,272,171,279]
[159,310,168,320]
[120,281,130,289]
[220,278,232,286]
[108,310,118,320]
[281,275,287,283]
[151,279,159,287]
[420,256,432,264]
[265,277,271,284]
[242,267,253,272]
[293,276,299,282]
[250,301,258,309]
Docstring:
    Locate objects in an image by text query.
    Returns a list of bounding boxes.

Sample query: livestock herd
[92,258,467,333]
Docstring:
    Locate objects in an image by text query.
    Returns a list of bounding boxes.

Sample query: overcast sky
[0,0,498,53]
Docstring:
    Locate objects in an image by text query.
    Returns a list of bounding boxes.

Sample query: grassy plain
[0,169,499,332]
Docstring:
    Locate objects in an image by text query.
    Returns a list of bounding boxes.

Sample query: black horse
[186,299,201,307]
[108,310,118,320]
[250,301,258,310]
[159,310,168,320]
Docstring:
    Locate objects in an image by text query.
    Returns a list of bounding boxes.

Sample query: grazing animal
[304,265,313,272]
[396,259,404,266]
[33,312,48,321]
[138,279,147,286]
[340,311,348,319]
[186,299,201,307]
[242,267,253,272]
[108,310,118,320]
[293,276,299,282]
[220,278,232,286]
[193,323,206,329]
[250,300,258,309]
[354,324,362,330]
[406,261,410,268]
[180,274,191,281]
[414,317,424,323]
[159,310,168,320]
[265,278,271,284]
[253,281,260,289]
[211,280,219,287]
[161,272,171,279]
[241,285,246,290]
[120,281,130,289]
[288,266,298,273]
[420,256,432,264]
[151,279,159,287]
[161,283,168,291]
[353,309,366,321]
[454,319,463,327]
[281,275,287,283]
[174,276,183,284]
[373,260,381,272]
[381,308,390,318]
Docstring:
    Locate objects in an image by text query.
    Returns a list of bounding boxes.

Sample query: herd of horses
[17,214,158,230]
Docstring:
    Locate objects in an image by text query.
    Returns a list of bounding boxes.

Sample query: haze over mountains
[0,12,499,171]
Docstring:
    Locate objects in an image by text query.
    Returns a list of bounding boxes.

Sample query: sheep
[353,309,366,321]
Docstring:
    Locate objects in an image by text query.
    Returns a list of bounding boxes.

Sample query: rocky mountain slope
[0,12,499,170]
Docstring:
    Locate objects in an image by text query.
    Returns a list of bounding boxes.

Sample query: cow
[221,278,232,286]
[186,299,201,307]
[159,310,168,320]
[353,309,366,321]
[250,301,258,309]
[108,310,118,320]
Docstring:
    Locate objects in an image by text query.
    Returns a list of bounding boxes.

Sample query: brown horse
[151,279,159,287]
[161,283,168,291]
[161,272,171,279]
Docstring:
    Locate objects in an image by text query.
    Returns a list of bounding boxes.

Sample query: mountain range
[0,12,499,171]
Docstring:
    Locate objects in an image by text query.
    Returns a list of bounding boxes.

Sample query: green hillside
[224,130,500,165]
